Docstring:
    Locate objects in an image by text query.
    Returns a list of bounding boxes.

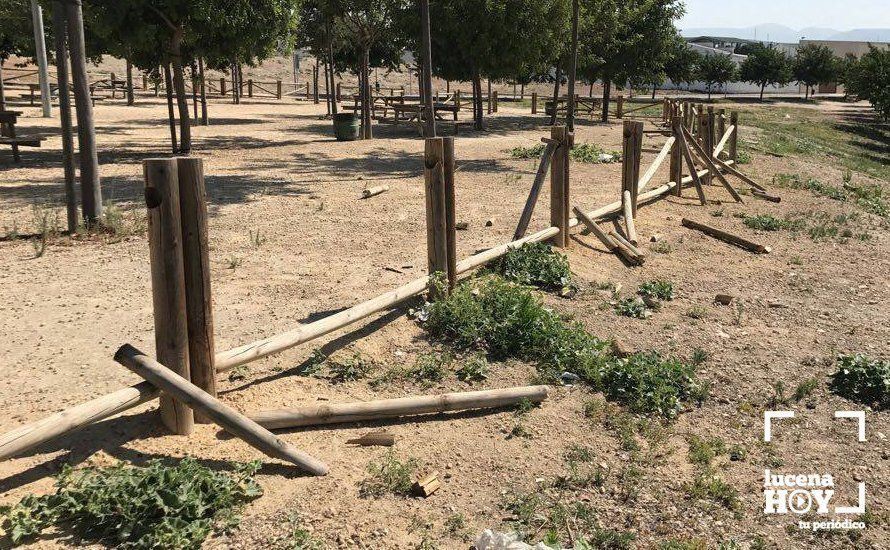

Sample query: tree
[297,0,340,116]
[0,0,36,110]
[793,43,837,99]
[663,36,700,88]
[739,42,791,100]
[696,52,736,98]
[845,45,890,120]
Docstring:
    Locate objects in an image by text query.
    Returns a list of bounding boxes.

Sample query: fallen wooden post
[622,190,638,245]
[714,157,767,192]
[248,386,548,429]
[346,431,396,447]
[682,126,744,203]
[513,141,557,240]
[361,185,389,199]
[681,218,771,254]
[609,230,646,261]
[573,206,641,265]
[752,189,781,203]
[114,344,329,476]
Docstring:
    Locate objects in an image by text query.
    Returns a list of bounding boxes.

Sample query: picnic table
[1,110,45,163]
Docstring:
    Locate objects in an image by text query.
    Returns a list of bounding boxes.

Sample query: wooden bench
[1,111,45,163]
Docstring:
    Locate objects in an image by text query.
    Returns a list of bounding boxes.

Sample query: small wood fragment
[413,471,441,497]
[752,189,781,203]
[714,294,734,305]
[610,339,633,358]
[346,430,396,447]
[681,218,771,254]
[455,221,469,230]
[361,185,389,199]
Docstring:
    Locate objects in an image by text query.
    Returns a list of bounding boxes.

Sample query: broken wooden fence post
[248,386,549,429]
[114,344,328,475]
[247,78,253,98]
[729,111,739,162]
[143,158,194,435]
[621,120,643,217]
[176,157,216,423]
[700,111,712,184]
[513,140,557,240]
[550,126,570,248]
[670,118,683,197]
[492,90,498,112]
[424,137,449,294]
[443,137,457,290]
[453,91,460,120]
[675,126,707,205]
[717,108,726,144]
[220,77,226,96]
[616,95,624,118]
[531,91,537,114]
[681,217,770,253]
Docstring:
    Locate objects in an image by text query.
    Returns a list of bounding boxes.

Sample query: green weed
[687,435,726,466]
[327,352,373,383]
[685,470,740,511]
[454,354,489,383]
[793,378,819,401]
[489,242,572,291]
[407,352,451,386]
[615,297,651,318]
[829,354,889,410]
[638,280,675,301]
[358,451,419,498]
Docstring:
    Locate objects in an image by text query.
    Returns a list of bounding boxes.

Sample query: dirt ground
[0,74,888,550]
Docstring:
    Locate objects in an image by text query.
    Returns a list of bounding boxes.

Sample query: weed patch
[0,459,261,548]
[638,280,675,301]
[829,354,889,410]
[327,351,374,383]
[358,451,419,498]
[489,242,571,291]
[615,297,651,318]
[685,470,740,512]
[507,143,620,164]
[454,354,489,383]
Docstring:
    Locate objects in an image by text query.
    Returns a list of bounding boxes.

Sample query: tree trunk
[198,57,208,125]
[190,61,198,122]
[760,83,765,101]
[323,58,331,116]
[549,64,561,125]
[0,63,6,111]
[566,0,579,131]
[313,61,319,104]
[328,46,338,115]
[651,84,656,99]
[520,83,525,99]
[231,64,239,104]
[419,0,436,137]
[65,0,102,224]
[164,63,178,153]
[125,59,134,105]
[361,48,372,139]
[472,71,484,130]
[51,2,78,232]
[601,80,611,123]
[589,81,593,97]
[169,26,191,154]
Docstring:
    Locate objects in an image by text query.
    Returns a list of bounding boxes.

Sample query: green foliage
[829,354,890,410]
[508,143,546,159]
[0,0,34,61]
[491,242,572,291]
[743,214,795,231]
[407,352,451,386]
[358,451,419,498]
[615,297,650,318]
[327,351,373,383]
[687,435,726,466]
[739,43,792,99]
[793,378,819,401]
[443,513,467,537]
[0,459,262,548]
[686,471,740,511]
[845,44,890,119]
[277,513,324,550]
[602,352,701,418]
[508,143,620,164]
[637,280,674,301]
[793,44,839,98]
[455,354,490,383]
[659,539,707,550]
[695,53,737,97]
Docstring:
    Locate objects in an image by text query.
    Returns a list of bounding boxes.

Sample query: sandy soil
[0,79,887,550]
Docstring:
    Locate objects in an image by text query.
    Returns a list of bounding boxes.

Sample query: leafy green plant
[743,214,800,231]
[793,378,819,401]
[687,435,726,466]
[602,352,702,418]
[690,348,709,367]
[638,280,675,301]
[569,143,621,164]
[277,513,323,550]
[443,513,467,537]
[615,297,650,318]
[455,354,489,383]
[829,354,889,410]
[0,459,262,548]
[489,242,571,291]
[407,352,451,386]
[358,451,419,498]
[327,352,373,383]
[685,306,708,320]
[507,143,545,159]
[685,470,740,511]
[651,241,673,254]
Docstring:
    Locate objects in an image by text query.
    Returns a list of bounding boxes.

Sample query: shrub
[602,352,702,418]
[508,143,545,159]
[638,280,675,301]
[358,452,419,498]
[615,297,650,318]
[743,214,790,231]
[327,352,373,383]
[455,354,489,383]
[407,352,451,386]
[0,459,262,548]
[829,354,889,410]
[490,242,571,291]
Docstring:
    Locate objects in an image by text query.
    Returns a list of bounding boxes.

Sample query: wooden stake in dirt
[573,206,641,265]
[752,189,781,203]
[681,218,771,254]
[114,344,328,476]
[549,126,571,248]
[681,126,744,203]
[669,119,683,197]
[531,92,537,114]
[699,111,713,185]
[513,141,557,240]
[424,138,449,292]
[621,121,643,217]
[674,125,707,205]
[143,158,194,435]
[176,158,216,420]
[443,137,457,290]
[249,386,548,429]
[361,185,389,199]
[728,111,739,162]
[622,191,638,244]
[50,3,78,233]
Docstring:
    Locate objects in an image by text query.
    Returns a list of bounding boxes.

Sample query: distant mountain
[680,24,890,44]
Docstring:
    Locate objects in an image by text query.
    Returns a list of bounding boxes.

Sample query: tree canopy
[695,52,736,98]
[793,43,838,99]
[0,0,35,62]
[739,43,791,100]
[844,45,890,120]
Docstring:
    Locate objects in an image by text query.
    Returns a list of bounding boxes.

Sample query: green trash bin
[333,113,361,141]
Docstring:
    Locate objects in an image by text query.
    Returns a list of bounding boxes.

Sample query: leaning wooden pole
[144,158,194,435]
[177,158,217,422]
[513,141,557,240]
[114,344,328,475]
[249,386,549,430]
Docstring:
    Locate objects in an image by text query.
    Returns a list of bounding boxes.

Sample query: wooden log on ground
[114,344,328,475]
[622,190,638,245]
[513,141,557,240]
[249,386,548,429]
[346,431,395,447]
[752,189,781,203]
[714,157,767,192]
[177,158,217,424]
[361,185,389,199]
[573,206,641,265]
[0,381,159,461]
[609,229,645,260]
[682,126,744,203]
[144,158,194,435]
[681,218,771,254]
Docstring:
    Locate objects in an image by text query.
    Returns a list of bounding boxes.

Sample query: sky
[677,0,890,30]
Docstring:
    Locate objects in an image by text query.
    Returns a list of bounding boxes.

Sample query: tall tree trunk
[472,71,484,130]
[589,81,593,97]
[169,26,191,154]
[198,57,207,125]
[361,48,372,139]
[313,61,319,104]
[760,83,765,101]
[328,45,338,115]
[164,63,178,153]
[125,58,134,105]
[419,0,436,137]
[566,0,579,131]
[231,64,238,104]
[549,64,561,125]
[520,83,525,99]
[651,84,656,99]
[0,62,6,111]
[52,2,77,232]
[190,61,198,122]
[601,80,611,123]
[65,0,102,224]
[323,58,331,116]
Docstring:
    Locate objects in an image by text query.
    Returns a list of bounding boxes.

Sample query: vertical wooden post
[729,111,739,162]
[550,126,569,248]
[531,91,538,114]
[453,91,460,120]
[621,121,643,217]
[487,80,492,114]
[492,90,498,113]
[716,108,726,147]
[336,82,341,102]
[51,3,78,233]
[143,158,194,435]
[247,78,254,98]
[176,158,216,423]
[616,95,624,118]
[670,118,683,197]
[700,111,712,184]
[276,80,282,100]
[424,138,448,296]
[220,77,226,96]
[442,137,457,291]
